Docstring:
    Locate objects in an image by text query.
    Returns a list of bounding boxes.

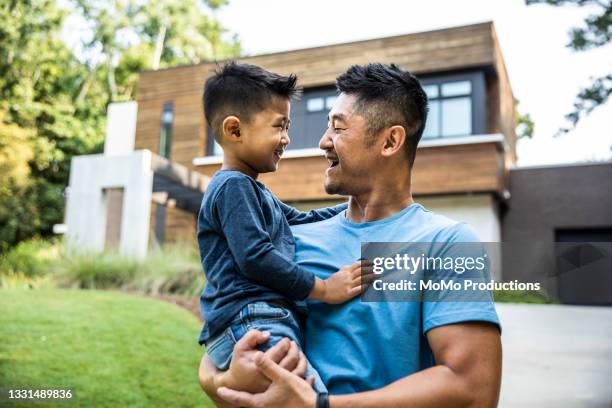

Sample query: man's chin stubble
[324,181,344,196]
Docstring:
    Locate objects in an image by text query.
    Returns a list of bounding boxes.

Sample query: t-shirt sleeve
[212,176,315,300]
[422,223,501,334]
[277,199,348,226]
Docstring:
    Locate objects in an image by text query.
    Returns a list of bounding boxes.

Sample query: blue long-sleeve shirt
[198,169,347,343]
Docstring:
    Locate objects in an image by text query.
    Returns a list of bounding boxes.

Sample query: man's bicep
[426,322,502,404]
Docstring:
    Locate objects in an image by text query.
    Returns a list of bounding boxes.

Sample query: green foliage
[526,0,611,134]
[0,0,240,252]
[0,239,58,277]
[55,251,140,289]
[0,1,106,251]
[493,289,557,304]
[0,289,214,407]
[515,99,535,139]
[0,239,205,296]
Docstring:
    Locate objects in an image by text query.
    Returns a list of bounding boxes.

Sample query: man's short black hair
[203,62,301,143]
[336,63,428,168]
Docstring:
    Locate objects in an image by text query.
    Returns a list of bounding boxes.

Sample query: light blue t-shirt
[291,203,500,395]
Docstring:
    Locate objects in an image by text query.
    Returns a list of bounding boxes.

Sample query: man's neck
[347,185,414,223]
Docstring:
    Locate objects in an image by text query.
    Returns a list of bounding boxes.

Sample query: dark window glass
[206,124,223,156]
[159,102,174,158]
[288,86,338,150]
[420,71,486,140]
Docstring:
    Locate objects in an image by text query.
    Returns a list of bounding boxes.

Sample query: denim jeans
[205,301,327,393]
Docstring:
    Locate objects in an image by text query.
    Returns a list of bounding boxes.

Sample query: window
[420,72,486,140]
[307,98,325,112]
[288,86,338,150]
[159,102,174,158]
[205,124,224,156]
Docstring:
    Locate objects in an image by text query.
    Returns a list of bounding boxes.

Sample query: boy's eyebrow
[275,115,290,126]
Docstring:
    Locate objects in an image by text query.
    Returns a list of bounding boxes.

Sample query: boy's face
[238,96,291,173]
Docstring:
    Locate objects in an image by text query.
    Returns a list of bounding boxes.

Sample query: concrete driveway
[497,303,612,408]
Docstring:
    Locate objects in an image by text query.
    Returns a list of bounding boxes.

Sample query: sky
[213,0,612,167]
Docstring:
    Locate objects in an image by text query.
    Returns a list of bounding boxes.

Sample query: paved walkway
[497,303,612,408]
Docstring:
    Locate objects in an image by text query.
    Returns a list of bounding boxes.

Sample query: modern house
[65,21,611,304]
[134,21,516,245]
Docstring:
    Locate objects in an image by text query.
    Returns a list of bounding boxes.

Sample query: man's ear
[222,116,241,142]
[381,125,407,157]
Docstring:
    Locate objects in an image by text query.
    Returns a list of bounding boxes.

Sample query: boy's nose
[282,132,290,145]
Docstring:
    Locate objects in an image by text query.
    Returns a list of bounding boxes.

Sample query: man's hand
[217,351,317,408]
[198,330,309,406]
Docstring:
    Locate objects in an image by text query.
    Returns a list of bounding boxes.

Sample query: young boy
[197,62,362,393]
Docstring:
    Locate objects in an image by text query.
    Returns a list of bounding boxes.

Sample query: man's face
[240,97,291,173]
[319,93,378,195]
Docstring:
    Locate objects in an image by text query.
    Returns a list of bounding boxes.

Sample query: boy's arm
[276,199,347,226]
[213,177,315,300]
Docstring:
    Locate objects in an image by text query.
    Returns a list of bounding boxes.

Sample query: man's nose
[319,128,333,151]
[282,131,290,146]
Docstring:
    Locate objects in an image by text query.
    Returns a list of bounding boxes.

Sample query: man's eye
[334,128,345,133]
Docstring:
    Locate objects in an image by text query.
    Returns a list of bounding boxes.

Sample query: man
[199,63,502,407]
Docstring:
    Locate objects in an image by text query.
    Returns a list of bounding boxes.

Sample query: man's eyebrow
[328,113,347,122]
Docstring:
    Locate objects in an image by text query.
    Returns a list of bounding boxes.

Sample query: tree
[515,99,535,139]
[0,0,103,251]
[0,0,239,252]
[72,0,240,102]
[526,0,612,134]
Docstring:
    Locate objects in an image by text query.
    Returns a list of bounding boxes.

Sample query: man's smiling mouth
[326,155,339,168]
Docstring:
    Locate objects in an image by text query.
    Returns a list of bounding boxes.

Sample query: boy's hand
[323,261,362,303]
[308,260,375,304]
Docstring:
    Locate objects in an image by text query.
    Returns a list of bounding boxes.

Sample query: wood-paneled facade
[134,22,516,242]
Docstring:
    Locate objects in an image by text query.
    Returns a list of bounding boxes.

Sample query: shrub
[0,239,205,296]
[54,250,139,289]
[53,242,204,295]
[0,239,59,277]
[493,289,556,304]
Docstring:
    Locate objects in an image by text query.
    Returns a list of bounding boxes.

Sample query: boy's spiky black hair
[203,62,301,143]
[336,63,429,167]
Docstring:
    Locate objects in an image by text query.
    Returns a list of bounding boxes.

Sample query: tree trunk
[151,24,167,70]
[76,68,96,104]
[107,55,117,102]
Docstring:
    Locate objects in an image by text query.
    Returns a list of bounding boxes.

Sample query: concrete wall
[65,150,153,259]
[104,101,138,155]
[417,194,501,242]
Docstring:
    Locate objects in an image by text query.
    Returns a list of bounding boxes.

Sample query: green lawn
[0,289,213,407]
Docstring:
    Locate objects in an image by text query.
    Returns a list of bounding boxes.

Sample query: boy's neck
[221,155,260,180]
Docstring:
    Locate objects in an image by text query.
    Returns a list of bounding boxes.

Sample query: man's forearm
[330,323,502,408]
[330,364,494,408]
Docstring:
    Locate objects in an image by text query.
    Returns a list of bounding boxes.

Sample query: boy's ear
[222,116,241,142]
